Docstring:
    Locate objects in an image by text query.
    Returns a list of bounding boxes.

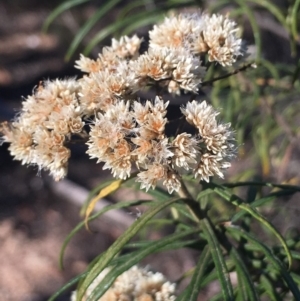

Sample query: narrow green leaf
[196,188,215,201]
[235,0,262,60]
[172,203,195,221]
[200,260,235,289]
[88,228,200,301]
[43,0,91,32]
[59,199,153,269]
[211,183,293,269]
[259,274,281,301]
[231,195,276,222]
[121,14,164,35]
[65,0,123,60]
[77,197,182,300]
[260,59,280,81]
[235,274,247,301]
[48,271,88,301]
[230,247,260,301]
[123,238,199,255]
[84,0,194,55]
[226,225,300,300]
[223,181,300,191]
[291,0,300,41]
[248,0,289,33]
[291,272,300,285]
[117,0,149,21]
[202,218,234,301]
[83,8,164,55]
[176,246,211,301]
[232,188,298,222]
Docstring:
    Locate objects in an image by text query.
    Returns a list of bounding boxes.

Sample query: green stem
[178,180,234,300]
[178,180,204,222]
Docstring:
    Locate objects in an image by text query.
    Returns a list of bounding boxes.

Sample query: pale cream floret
[71,265,176,301]
[181,100,235,182]
[202,14,243,66]
[171,133,199,171]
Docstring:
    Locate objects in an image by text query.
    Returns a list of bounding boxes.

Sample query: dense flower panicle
[181,100,234,155]
[21,79,82,129]
[1,12,242,190]
[78,61,140,115]
[78,73,115,114]
[75,35,143,74]
[0,79,83,180]
[181,100,235,182]
[87,97,170,182]
[86,96,234,191]
[71,265,176,301]
[149,12,243,66]
[149,14,201,49]
[86,96,182,193]
[131,47,205,93]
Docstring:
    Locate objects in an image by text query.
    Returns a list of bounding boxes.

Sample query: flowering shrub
[2,11,300,301]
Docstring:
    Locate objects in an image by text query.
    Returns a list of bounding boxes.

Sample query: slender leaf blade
[59,199,153,269]
[43,0,91,32]
[202,218,234,301]
[211,183,292,269]
[76,197,182,300]
[226,225,300,299]
[65,0,123,60]
[48,271,88,301]
[176,246,211,301]
[88,228,200,301]
[230,247,260,301]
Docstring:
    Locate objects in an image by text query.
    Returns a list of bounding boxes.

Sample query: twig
[201,62,255,86]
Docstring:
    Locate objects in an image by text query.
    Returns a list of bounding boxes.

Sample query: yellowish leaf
[84,179,123,230]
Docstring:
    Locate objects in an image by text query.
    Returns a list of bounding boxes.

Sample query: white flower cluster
[1,12,242,192]
[71,265,176,301]
[0,79,83,180]
[150,13,243,67]
[85,95,234,193]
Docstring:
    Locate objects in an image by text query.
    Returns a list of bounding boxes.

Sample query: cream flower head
[71,265,176,301]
